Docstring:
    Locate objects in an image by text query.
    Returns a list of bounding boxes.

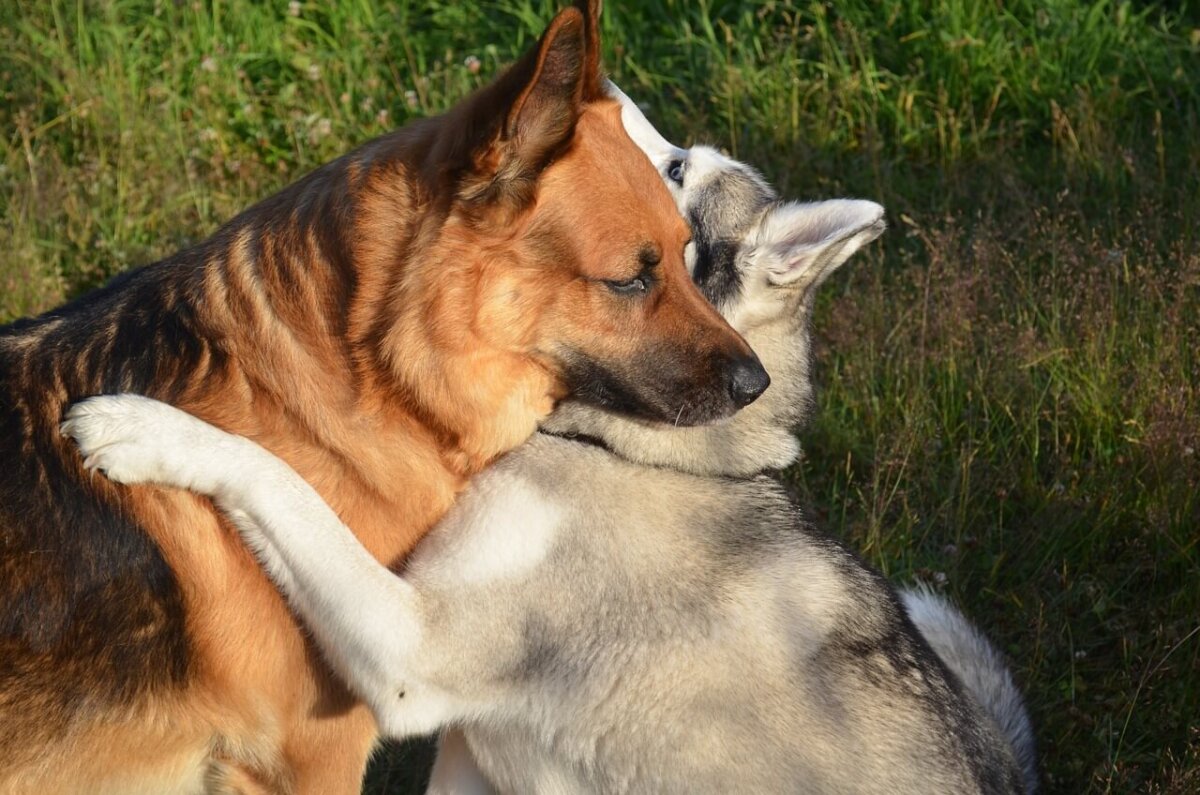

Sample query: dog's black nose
[728,354,770,408]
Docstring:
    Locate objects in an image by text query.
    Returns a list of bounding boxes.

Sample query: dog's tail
[899,585,1038,793]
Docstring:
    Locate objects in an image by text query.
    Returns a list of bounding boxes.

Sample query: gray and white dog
[63,88,1036,794]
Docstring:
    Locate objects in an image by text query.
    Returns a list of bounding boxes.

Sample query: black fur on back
[0,251,227,746]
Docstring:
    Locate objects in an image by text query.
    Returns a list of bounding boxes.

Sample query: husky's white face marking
[609,81,688,179]
[409,471,564,587]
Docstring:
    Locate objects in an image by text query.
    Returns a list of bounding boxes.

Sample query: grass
[3,0,1198,791]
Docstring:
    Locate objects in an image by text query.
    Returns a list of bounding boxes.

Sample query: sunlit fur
[60,110,1036,792]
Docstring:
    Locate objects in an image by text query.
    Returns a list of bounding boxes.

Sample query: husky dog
[63,91,1036,794]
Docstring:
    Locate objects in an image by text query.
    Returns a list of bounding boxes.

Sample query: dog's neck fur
[159,150,556,561]
[8,112,568,567]
[184,122,559,463]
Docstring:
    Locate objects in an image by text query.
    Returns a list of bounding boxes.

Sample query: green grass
[3,1,1199,791]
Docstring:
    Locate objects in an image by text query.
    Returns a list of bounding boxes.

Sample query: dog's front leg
[62,394,454,737]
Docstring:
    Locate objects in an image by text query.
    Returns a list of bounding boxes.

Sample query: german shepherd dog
[0,3,766,791]
[64,90,1037,793]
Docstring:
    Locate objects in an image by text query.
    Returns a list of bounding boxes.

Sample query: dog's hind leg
[426,729,497,795]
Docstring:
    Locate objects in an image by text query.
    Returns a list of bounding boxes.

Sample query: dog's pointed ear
[502,7,586,163]
[573,0,605,100]
[754,200,886,291]
[455,7,587,208]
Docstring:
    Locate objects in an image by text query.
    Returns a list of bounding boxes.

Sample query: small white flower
[464,55,481,74]
[288,0,301,17]
[404,90,418,109]
[200,55,217,73]
[305,63,321,82]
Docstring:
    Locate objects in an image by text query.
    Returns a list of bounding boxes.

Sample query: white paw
[60,394,229,491]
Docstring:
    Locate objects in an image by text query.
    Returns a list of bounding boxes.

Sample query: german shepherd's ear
[754,200,886,292]
[454,7,588,210]
[573,0,605,100]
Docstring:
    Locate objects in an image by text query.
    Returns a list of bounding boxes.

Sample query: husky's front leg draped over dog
[66,106,1035,792]
[64,394,456,738]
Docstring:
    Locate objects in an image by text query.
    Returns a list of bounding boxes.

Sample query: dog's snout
[728,354,770,408]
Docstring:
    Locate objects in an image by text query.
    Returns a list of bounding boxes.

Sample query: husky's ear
[755,200,886,291]
[453,7,587,208]
[573,0,605,100]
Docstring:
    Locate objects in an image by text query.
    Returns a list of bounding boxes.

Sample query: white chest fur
[409,468,565,588]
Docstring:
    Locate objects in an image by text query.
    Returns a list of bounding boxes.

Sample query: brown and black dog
[0,3,766,792]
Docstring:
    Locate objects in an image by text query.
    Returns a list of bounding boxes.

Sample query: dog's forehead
[673,147,778,310]
[685,150,775,239]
